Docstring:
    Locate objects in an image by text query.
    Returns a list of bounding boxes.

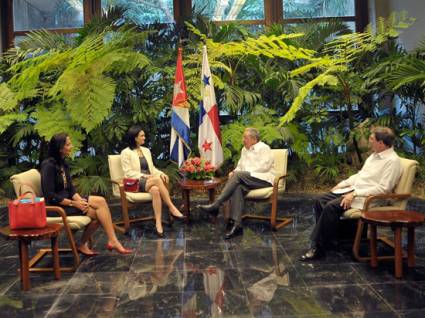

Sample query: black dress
[139,156,150,192]
[40,157,86,217]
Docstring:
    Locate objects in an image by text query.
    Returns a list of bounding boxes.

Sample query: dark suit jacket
[40,157,76,205]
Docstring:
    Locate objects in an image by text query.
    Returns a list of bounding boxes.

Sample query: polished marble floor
[1,195,425,317]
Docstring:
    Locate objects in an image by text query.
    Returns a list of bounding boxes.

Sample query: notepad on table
[331,186,355,195]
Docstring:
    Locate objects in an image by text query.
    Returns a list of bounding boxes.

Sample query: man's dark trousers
[310,192,347,248]
[215,171,270,225]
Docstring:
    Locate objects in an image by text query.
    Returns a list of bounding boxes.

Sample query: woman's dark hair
[126,125,144,149]
[48,133,68,163]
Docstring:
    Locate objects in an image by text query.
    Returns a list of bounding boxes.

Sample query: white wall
[372,0,425,51]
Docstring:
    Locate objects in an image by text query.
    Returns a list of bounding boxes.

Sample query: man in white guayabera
[300,126,402,261]
[199,127,275,239]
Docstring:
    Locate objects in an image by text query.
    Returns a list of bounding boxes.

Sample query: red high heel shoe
[106,243,133,254]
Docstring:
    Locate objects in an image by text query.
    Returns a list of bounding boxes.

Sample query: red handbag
[8,192,47,230]
[123,178,139,192]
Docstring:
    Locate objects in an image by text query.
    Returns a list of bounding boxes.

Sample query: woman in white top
[120,126,185,237]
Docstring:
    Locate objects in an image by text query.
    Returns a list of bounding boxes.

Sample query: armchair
[10,169,92,272]
[107,155,172,234]
[341,158,419,261]
[241,149,292,231]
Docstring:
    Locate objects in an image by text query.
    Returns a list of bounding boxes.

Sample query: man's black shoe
[199,203,219,217]
[225,219,235,232]
[299,247,325,262]
[224,224,243,240]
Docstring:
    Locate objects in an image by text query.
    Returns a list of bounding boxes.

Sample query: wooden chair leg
[353,219,368,262]
[121,198,131,232]
[394,227,403,278]
[370,225,378,268]
[61,222,80,268]
[241,198,292,231]
[19,240,30,291]
[270,197,277,229]
[407,228,416,267]
[51,236,61,280]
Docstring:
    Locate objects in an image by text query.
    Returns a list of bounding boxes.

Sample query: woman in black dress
[41,133,132,255]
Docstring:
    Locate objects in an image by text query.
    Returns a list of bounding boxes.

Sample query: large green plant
[280,12,415,125]
[0,28,150,149]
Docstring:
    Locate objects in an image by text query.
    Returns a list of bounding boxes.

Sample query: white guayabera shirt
[234,141,276,185]
[337,147,402,209]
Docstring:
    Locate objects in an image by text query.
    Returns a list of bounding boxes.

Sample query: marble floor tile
[0,240,20,257]
[185,251,238,271]
[239,265,307,289]
[181,288,252,318]
[284,245,354,265]
[77,255,135,273]
[46,294,118,318]
[233,246,290,270]
[295,263,363,287]
[1,196,423,317]
[141,238,186,256]
[398,308,425,317]
[352,262,425,284]
[115,291,182,317]
[63,272,128,295]
[249,285,393,317]
[0,275,18,295]
[371,282,425,311]
[6,273,74,296]
[120,274,183,302]
[185,237,227,253]
[0,294,57,317]
[0,256,20,276]
[131,249,185,274]
[184,268,245,292]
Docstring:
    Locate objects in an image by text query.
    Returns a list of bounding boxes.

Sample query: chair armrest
[111,179,127,198]
[272,174,288,197]
[45,206,67,218]
[363,193,411,210]
[110,179,122,186]
[273,174,288,188]
[45,205,75,229]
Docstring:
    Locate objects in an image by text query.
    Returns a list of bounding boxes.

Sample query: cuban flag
[170,47,190,166]
[198,46,224,168]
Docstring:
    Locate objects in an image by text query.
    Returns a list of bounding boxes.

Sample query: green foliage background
[0,8,424,199]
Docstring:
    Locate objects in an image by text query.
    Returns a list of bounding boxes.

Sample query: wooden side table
[0,223,62,291]
[177,177,223,222]
[361,210,425,278]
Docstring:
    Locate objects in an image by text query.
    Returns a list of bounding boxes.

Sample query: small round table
[177,177,223,222]
[0,223,61,291]
[361,210,425,278]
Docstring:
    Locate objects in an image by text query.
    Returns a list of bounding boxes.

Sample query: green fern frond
[388,59,425,89]
[100,51,150,74]
[33,106,84,149]
[8,50,71,99]
[0,83,19,111]
[11,123,35,147]
[58,70,116,132]
[280,72,339,125]
[17,29,74,51]
[0,113,27,134]
[73,175,110,196]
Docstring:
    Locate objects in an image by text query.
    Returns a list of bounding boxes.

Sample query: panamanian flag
[170,47,190,166]
[198,46,223,168]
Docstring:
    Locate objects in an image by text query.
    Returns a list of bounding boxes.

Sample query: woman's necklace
[60,166,68,189]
